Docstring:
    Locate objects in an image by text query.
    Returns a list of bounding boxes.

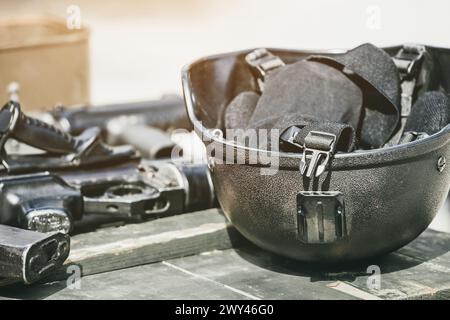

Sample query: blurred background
[1,0,449,104]
[1,0,449,231]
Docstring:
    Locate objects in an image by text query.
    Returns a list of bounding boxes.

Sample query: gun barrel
[106,119,176,159]
[175,162,216,212]
[49,96,191,135]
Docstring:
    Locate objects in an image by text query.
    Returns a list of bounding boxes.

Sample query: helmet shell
[182,46,450,262]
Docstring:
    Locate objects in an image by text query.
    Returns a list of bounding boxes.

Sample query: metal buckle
[385,45,426,146]
[245,48,285,91]
[400,80,416,117]
[297,191,347,243]
[393,44,425,80]
[279,125,304,150]
[299,131,336,179]
[394,45,426,120]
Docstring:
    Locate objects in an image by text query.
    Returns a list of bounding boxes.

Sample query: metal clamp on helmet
[392,44,426,80]
[299,131,336,179]
[297,191,347,244]
[280,122,355,178]
[280,123,354,243]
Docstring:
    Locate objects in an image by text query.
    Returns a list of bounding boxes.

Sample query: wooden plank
[47,209,248,281]
[0,278,17,287]
[2,228,450,300]
[261,228,450,300]
[343,229,450,299]
[161,247,358,300]
[1,215,450,300]
[397,228,450,268]
[0,209,247,287]
[0,248,356,300]
[335,254,450,299]
[0,261,249,300]
[158,229,450,300]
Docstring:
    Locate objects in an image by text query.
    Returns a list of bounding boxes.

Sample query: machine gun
[0,100,215,234]
[42,95,191,159]
[42,95,191,135]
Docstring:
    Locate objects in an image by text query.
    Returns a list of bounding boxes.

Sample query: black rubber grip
[13,113,79,154]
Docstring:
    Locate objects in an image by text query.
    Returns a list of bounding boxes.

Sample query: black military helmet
[182,43,450,262]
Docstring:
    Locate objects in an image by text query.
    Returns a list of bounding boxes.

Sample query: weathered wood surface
[0,209,246,287]
[0,248,358,300]
[0,210,449,300]
[50,209,248,281]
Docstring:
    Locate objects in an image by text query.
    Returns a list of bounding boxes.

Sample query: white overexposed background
[1,0,449,103]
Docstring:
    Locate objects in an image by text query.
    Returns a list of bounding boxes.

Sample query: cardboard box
[0,16,90,111]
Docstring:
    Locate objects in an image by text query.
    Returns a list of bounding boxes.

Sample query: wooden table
[0,209,449,300]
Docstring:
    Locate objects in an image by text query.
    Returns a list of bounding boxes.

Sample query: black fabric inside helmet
[223,43,450,153]
[224,91,259,129]
[405,91,450,135]
[247,59,363,131]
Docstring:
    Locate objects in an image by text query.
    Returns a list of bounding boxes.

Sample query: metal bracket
[297,191,347,244]
[393,44,426,81]
[299,131,336,179]
[387,44,426,146]
[279,125,304,151]
[393,44,426,118]
[245,48,285,92]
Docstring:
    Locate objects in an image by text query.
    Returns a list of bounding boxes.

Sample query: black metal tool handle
[0,101,79,154]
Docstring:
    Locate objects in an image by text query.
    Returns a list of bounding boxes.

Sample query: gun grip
[0,173,83,233]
